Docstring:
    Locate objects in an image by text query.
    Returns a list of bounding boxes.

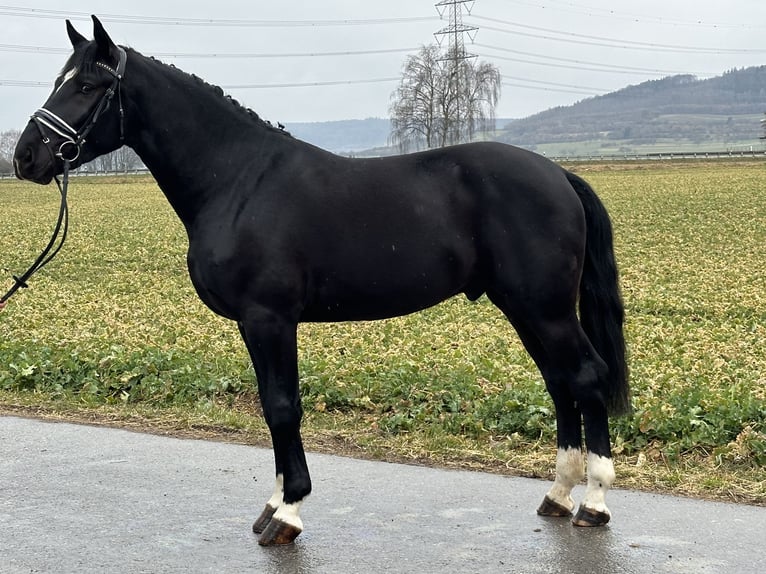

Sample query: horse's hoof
[252,504,277,534]
[572,504,611,527]
[257,518,302,546]
[536,495,573,517]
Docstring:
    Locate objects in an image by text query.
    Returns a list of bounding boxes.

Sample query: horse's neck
[123,54,286,227]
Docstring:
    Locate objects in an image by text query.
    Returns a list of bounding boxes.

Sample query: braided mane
[139,49,291,137]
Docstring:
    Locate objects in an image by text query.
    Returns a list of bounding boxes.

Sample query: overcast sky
[1,0,764,131]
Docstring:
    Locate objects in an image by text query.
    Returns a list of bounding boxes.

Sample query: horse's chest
[185,240,246,321]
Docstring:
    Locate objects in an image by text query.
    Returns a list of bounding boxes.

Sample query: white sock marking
[264,473,305,530]
[266,473,284,509]
[582,452,615,514]
[546,447,584,512]
[273,500,304,531]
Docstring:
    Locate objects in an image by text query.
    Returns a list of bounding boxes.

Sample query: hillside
[497,66,766,154]
[286,118,390,153]
[285,117,515,156]
[284,67,766,156]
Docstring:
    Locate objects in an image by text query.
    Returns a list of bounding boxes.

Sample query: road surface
[1,416,764,573]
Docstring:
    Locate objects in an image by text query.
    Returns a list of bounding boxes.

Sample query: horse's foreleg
[239,314,311,545]
[252,473,282,534]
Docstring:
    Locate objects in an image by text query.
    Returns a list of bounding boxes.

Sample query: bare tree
[85,146,143,173]
[389,45,443,153]
[0,129,21,173]
[459,59,502,143]
[389,45,501,152]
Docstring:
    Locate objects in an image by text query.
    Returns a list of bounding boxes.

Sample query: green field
[1,161,764,503]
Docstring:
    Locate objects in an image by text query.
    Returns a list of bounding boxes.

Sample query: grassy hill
[497,66,766,156]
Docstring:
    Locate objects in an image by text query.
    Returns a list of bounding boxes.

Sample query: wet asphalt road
[1,415,764,574]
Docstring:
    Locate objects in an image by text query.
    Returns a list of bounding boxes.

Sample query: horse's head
[14,16,126,184]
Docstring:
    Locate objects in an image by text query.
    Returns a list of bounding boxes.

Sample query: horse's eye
[81,84,94,94]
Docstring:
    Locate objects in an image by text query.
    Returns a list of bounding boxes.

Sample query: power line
[0,41,411,90]
[501,82,598,96]
[0,43,67,54]
[482,50,681,77]
[0,77,401,90]
[0,73,607,95]
[1,5,755,102]
[475,45,710,77]
[0,43,419,59]
[0,6,438,27]
[503,0,766,30]
[223,77,400,89]
[0,79,48,87]
[469,15,766,54]
[501,74,608,93]
[156,47,417,60]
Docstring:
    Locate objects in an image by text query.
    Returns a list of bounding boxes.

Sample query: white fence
[550,149,766,162]
[2,149,765,179]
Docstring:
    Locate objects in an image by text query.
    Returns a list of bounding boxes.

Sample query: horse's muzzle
[13,137,55,185]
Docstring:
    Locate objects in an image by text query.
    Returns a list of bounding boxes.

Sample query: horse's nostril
[13,146,36,180]
[15,146,33,166]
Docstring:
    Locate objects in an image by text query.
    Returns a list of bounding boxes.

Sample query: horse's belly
[301,250,476,322]
[300,291,450,322]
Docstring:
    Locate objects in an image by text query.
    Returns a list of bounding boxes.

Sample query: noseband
[32,46,127,162]
[0,47,127,306]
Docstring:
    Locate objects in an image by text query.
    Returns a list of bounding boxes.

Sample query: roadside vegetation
[1,160,764,504]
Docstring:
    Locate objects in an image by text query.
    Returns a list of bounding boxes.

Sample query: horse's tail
[566,170,631,416]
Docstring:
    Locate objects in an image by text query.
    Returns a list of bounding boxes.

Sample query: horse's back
[302,142,583,319]
[192,140,584,323]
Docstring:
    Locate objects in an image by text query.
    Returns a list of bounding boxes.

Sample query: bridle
[0,47,127,306]
[32,46,127,163]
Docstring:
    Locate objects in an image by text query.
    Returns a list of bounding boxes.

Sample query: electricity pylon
[434,0,479,143]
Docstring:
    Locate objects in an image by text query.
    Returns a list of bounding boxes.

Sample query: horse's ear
[91,15,117,59]
[66,19,88,49]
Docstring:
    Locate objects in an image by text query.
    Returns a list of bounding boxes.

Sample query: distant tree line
[0,129,143,174]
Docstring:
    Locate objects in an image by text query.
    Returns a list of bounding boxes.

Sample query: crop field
[1,160,764,503]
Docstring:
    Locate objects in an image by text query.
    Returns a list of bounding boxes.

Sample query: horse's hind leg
[534,316,615,526]
[489,292,614,526]
[238,312,311,545]
[571,379,615,527]
[489,300,584,518]
[537,392,584,519]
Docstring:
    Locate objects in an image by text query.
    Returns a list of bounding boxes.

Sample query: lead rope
[0,47,126,309]
[1,157,70,306]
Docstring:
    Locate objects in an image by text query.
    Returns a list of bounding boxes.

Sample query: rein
[0,47,126,306]
[0,162,70,305]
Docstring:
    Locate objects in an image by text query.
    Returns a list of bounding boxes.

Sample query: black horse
[14,17,629,545]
